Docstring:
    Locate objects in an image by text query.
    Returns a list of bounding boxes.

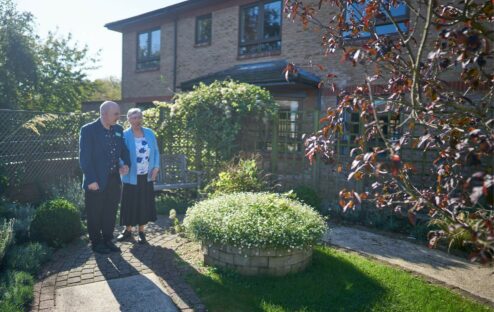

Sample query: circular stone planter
[201,242,313,276]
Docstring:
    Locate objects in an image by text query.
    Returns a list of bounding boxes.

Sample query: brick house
[104,0,451,197]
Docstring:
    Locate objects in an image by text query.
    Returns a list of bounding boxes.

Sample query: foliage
[185,246,492,312]
[0,164,8,197]
[151,81,277,178]
[0,271,34,311]
[4,242,51,275]
[155,192,192,216]
[286,185,322,213]
[30,198,82,247]
[87,76,121,101]
[183,192,327,249]
[286,0,494,263]
[0,219,14,263]
[27,32,96,111]
[0,201,35,244]
[0,0,37,110]
[205,154,274,196]
[169,209,184,234]
[0,0,97,111]
[328,204,436,242]
[49,177,85,218]
[431,215,476,251]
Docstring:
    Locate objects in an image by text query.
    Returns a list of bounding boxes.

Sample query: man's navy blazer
[79,118,131,191]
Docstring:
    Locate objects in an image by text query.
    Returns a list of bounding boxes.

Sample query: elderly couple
[79,101,160,254]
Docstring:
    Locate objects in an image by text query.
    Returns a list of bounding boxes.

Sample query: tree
[0,0,38,109]
[285,0,493,263]
[26,32,97,112]
[87,76,121,101]
[0,0,97,111]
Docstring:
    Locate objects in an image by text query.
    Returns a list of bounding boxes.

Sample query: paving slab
[31,216,205,312]
[324,225,494,305]
[55,272,177,312]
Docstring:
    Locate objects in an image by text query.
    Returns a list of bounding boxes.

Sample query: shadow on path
[130,243,205,311]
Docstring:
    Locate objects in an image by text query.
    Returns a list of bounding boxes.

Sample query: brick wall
[118,0,345,104]
[115,0,472,201]
[118,0,460,107]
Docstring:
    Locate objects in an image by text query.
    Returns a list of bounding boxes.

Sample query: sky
[16,0,184,80]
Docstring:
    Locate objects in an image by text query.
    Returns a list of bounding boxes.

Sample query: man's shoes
[92,243,110,254]
[105,240,121,252]
[116,230,132,242]
[137,231,147,244]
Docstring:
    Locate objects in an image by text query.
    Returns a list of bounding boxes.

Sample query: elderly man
[79,101,130,254]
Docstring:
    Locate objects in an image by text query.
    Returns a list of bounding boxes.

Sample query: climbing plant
[146,80,277,178]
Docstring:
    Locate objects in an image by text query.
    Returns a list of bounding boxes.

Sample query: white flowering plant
[183,192,327,249]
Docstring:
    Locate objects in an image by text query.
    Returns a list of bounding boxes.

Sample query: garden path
[30,216,205,312]
[324,225,494,306]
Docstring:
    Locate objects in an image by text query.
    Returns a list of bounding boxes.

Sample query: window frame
[195,13,212,45]
[337,98,401,157]
[343,0,409,39]
[276,100,302,153]
[136,28,161,71]
[238,0,282,56]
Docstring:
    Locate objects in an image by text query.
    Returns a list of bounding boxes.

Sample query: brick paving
[30,216,206,312]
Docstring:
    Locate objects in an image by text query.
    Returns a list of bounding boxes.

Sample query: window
[339,110,361,156]
[277,100,301,153]
[338,99,400,156]
[344,0,408,38]
[239,0,282,56]
[137,28,160,70]
[195,14,212,45]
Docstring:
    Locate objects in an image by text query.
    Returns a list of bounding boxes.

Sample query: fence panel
[0,109,97,198]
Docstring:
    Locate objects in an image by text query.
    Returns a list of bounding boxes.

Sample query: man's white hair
[127,107,143,118]
[100,101,119,116]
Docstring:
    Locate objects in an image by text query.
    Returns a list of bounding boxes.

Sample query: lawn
[182,245,492,312]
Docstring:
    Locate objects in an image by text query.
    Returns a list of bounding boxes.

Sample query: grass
[183,245,492,312]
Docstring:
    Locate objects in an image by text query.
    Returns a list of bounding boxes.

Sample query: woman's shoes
[116,229,132,242]
[116,229,147,244]
[137,231,147,244]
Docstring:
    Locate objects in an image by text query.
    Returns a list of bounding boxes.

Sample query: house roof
[180,60,321,91]
[105,0,221,32]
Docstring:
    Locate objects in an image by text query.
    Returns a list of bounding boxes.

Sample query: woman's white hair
[127,107,143,118]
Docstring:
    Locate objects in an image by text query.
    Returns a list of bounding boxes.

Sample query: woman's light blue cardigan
[121,127,160,185]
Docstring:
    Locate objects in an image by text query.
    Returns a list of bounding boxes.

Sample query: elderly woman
[117,108,160,244]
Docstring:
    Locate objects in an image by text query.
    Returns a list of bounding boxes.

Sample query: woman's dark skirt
[120,175,157,226]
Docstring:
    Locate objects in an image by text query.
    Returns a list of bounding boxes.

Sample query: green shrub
[169,209,184,234]
[409,221,434,242]
[431,214,474,251]
[30,198,82,247]
[184,192,327,249]
[0,200,15,220]
[0,219,14,264]
[287,185,322,212]
[0,202,35,244]
[155,192,192,215]
[1,271,34,310]
[0,300,19,312]
[5,243,52,275]
[49,177,85,218]
[206,155,273,195]
[0,164,8,198]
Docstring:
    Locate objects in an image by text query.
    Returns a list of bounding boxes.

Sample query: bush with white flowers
[183,192,327,249]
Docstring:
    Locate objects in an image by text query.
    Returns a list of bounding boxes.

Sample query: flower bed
[183,192,327,276]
